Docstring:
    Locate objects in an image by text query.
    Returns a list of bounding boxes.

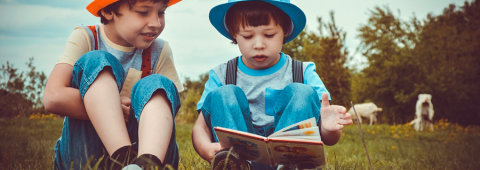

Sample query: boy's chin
[136,42,154,49]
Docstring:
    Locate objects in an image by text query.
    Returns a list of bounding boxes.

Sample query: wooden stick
[351,101,373,170]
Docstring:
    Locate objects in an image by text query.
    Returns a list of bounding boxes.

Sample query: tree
[356,6,421,124]
[176,73,208,123]
[24,58,47,112]
[0,58,46,118]
[355,1,480,125]
[412,1,480,125]
[284,12,352,107]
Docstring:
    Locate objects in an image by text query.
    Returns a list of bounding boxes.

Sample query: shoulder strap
[225,57,304,85]
[292,59,304,83]
[87,25,98,50]
[87,25,152,78]
[141,46,152,78]
[225,56,239,85]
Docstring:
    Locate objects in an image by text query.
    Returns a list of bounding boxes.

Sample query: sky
[0,0,470,81]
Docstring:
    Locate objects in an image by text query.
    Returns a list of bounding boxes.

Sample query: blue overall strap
[225,57,303,85]
[225,56,239,85]
[292,59,303,83]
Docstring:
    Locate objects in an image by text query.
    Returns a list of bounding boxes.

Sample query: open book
[214,117,325,168]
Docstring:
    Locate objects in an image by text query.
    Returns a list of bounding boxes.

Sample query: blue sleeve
[303,62,331,101]
[196,69,223,112]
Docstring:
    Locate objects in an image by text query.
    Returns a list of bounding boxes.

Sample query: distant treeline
[177,0,480,125]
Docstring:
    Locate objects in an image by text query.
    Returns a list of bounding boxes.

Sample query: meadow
[1,114,479,169]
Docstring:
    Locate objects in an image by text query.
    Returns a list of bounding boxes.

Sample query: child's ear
[100,9,114,21]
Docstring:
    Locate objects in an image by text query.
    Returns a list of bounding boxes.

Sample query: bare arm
[192,112,223,162]
[43,63,89,120]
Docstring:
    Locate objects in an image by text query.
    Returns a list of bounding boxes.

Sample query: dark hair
[225,1,292,44]
[100,0,169,24]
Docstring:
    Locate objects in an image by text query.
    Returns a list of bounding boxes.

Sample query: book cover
[214,117,325,167]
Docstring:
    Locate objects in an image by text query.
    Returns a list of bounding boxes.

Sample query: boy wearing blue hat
[43,0,182,169]
[192,0,353,169]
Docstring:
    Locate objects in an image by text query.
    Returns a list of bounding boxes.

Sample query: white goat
[409,94,435,131]
[348,102,383,125]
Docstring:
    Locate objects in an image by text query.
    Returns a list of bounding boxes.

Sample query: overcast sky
[0,0,470,81]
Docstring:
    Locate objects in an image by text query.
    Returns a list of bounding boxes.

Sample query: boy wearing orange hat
[44,0,182,169]
[192,0,353,169]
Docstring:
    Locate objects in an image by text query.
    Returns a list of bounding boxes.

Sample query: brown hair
[100,0,169,24]
[225,1,292,44]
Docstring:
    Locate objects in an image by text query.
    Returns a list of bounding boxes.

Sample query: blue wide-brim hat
[209,0,306,43]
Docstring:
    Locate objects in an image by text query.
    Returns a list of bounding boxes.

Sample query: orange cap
[87,0,182,17]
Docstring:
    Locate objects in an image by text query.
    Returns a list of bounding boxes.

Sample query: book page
[269,117,318,138]
[214,127,272,165]
[269,127,320,141]
[267,140,325,168]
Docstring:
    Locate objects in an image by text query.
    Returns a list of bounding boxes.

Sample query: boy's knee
[133,75,178,98]
[205,85,249,119]
[217,84,239,92]
[74,50,124,82]
[209,85,241,98]
[285,83,317,97]
[207,85,244,105]
[131,75,180,118]
[77,50,121,67]
[72,51,125,97]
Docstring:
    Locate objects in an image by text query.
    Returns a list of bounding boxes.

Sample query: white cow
[409,94,434,131]
[347,102,383,125]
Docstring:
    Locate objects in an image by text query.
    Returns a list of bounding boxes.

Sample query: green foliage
[355,1,480,125]
[0,58,46,118]
[283,31,309,61]
[412,1,480,125]
[176,73,208,123]
[24,58,47,110]
[284,12,352,106]
[356,6,421,124]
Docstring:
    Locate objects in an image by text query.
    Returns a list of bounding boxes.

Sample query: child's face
[105,1,167,49]
[234,19,285,70]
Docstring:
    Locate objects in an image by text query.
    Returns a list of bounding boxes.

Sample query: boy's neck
[100,25,135,52]
[238,53,287,76]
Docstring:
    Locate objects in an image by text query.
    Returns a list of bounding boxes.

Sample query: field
[1,114,480,169]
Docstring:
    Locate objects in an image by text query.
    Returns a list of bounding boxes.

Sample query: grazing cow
[347,102,383,125]
[409,94,434,131]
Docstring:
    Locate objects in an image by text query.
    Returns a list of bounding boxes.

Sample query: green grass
[326,122,480,169]
[176,123,210,169]
[0,116,63,169]
[1,117,479,169]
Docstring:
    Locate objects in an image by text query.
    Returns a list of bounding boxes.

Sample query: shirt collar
[238,53,287,76]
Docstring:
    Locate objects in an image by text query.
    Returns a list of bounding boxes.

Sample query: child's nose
[253,37,265,49]
[147,15,162,28]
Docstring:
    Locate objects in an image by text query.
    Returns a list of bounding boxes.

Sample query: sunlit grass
[1,116,479,169]
[0,116,63,169]
[327,120,480,169]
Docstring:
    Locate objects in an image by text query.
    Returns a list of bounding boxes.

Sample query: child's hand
[320,93,353,132]
[120,96,131,123]
[206,142,223,163]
